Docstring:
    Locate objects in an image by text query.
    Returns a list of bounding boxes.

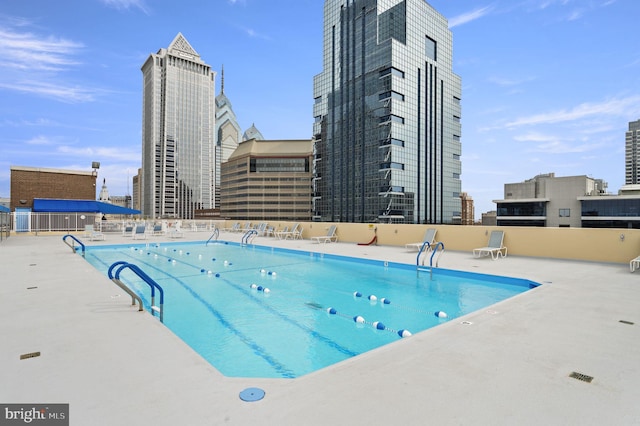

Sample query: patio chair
[169,221,184,239]
[123,224,133,236]
[311,225,338,244]
[405,228,437,251]
[473,230,507,260]
[274,226,289,240]
[281,223,301,240]
[84,224,105,241]
[152,224,164,236]
[133,225,147,240]
[630,255,640,272]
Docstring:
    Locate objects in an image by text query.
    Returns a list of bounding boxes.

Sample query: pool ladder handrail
[206,227,220,245]
[416,241,445,277]
[62,234,85,257]
[108,261,165,322]
[241,229,258,246]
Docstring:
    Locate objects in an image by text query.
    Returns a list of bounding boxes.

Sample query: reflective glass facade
[312,0,462,223]
[625,119,640,185]
[141,34,216,219]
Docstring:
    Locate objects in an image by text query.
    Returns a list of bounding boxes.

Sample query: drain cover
[20,352,41,360]
[239,387,265,402]
[569,372,593,383]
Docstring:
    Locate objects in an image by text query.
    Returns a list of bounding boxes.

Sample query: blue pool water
[84,241,539,379]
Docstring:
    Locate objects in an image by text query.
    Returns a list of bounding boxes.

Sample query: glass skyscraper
[141,33,216,219]
[312,0,462,224]
[625,119,640,185]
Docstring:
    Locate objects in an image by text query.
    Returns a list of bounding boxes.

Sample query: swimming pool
[84,241,540,379]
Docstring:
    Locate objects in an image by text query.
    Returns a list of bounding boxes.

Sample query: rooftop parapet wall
[225,221,638,265]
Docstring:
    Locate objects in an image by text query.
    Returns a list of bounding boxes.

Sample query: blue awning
[33,199,140,215]
[0,205,10,213]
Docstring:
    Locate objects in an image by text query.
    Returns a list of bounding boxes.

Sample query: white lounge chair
[169,221,184,239]
[311,225,338,243]
[84,224,105,241]
[281,223,301,240]
[630,256,640,272]
[473,230,507,260]
[133,225,147,240]
[274,226,289,239]
[151,224,164,236]
[405,228,437,251]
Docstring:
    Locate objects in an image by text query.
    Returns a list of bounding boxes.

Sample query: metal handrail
[241,229,257,245]
[108,261,165,322]
[206,227,220,245]
[416,241,445,278]
[62,234,85,256]
[107,261,144,311]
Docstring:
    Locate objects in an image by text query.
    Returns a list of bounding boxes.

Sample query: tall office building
[312,0,462,224]
[625,119,640,185]
[141,33,216,219]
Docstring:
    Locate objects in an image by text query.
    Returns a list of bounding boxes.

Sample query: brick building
[10,166,97,211]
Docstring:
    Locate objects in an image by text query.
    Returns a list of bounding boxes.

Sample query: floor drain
[20,351,41,360]
[26,286,38,290]
[569,372,593,383]
[239,387,265,402]
[619,320,634,325]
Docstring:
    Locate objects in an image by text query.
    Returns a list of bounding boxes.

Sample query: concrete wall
[226,220,639,265]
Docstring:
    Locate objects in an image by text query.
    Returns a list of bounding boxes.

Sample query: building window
[559,208,570,217]
[425,36,437,61]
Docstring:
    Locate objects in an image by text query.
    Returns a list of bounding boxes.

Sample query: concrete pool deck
[1,230,639,425]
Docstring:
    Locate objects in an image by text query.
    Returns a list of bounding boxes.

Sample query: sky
[1,0,639,219]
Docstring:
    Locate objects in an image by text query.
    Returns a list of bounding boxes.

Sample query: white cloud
[503,96,640,128]
[57,145,139,162]
[448,6,493,28]
[100,0,149,14]
[0,80,97,103]
[0,28,83,71]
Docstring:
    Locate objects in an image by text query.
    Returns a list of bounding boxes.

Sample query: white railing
[8,212,222,235]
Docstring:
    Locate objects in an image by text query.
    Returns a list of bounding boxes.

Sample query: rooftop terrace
[1,228,639,425]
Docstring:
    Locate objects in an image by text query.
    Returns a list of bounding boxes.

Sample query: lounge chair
[274,226,289,240]
[630,256,640,272]
[311,225,338,243]
[280,223,301,240]
[133,225,147,240]
[473,230,507,260]
[405,228,437,251]
[223,222,240,232]
[123,225,133,236]
[152,224,164,236]
[169,222,184,239]
[84,224,105,241]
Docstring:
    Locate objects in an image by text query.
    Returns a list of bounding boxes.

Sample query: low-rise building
[220,139,313,222]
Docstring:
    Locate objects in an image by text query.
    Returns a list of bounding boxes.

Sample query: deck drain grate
[619,320,634,325]
[569,372,593,383]
[20,351,41,360]
[26,286,38,290]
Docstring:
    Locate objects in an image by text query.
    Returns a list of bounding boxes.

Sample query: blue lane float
[434,311,448,318]
[353,291,362,298]
[325,307,410,337]
[353,315,365,323]
[397,329,412,338]
[372,321,386,330]
[250,283,270,293]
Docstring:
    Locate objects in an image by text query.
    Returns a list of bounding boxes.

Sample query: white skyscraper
[141,33,216,219]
